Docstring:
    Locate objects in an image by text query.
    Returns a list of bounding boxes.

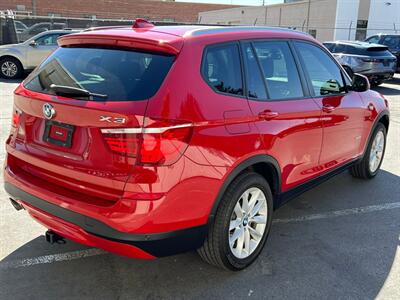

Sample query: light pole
[306,0,311,32]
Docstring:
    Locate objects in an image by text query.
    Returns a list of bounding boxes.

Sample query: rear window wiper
[49,84,108,99]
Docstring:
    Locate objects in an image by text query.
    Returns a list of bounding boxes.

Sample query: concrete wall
[199,0,337,42]
[333,0,360,40]
[367,0,400,36]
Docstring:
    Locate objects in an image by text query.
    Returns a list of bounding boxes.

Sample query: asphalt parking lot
[1,76,399,300]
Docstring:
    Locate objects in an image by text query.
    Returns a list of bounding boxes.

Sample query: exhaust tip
[10,198,23,211]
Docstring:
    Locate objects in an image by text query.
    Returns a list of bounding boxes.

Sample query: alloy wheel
[1,61,18,78]
[229,187,268,259]
[369,130,385,173]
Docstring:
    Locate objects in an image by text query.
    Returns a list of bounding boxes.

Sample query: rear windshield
[327,44,390,57]
[24,47,175,101]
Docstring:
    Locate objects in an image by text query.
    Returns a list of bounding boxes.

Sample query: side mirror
[29,40,37,47]
[351,73,370,92]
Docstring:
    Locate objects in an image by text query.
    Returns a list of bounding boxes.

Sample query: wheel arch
[362,110,389,158]
[208,154,281,222]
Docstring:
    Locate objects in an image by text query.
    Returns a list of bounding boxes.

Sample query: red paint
[4,26,389,258]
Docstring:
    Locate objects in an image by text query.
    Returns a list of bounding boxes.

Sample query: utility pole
[306,0,311,32]
[31,0,37,15]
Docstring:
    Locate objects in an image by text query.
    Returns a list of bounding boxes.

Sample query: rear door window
[242,42,267,99]
[252,41,304,100]
[24,47,175,101]
[202,43,243,96]
[381,36,400,50]
[295,42,346,97]
[366,35,380,44]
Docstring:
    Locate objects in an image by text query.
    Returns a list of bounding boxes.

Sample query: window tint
[366,36,380,44]
[35,34,60,46]
[381,35,400,50]
[295,42,346,96]
[202,43,243,96]
[333,44,347,53]
[24,47,175,101]
[242,43,267,99]
[323,43,334,52]
[253,41,304,100]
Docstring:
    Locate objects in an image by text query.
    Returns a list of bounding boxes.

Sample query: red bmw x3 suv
[4,20,390,270]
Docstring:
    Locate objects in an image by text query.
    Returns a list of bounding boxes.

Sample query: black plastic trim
[362,110,390,158]
[4,182,207,257]
[276,159,358,208]
[208,154,281,221]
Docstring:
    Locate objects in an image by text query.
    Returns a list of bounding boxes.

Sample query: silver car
[0,29,77,79]
[323,41,397,86]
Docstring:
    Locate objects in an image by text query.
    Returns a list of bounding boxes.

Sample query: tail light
[360,57,381,63]
[103,133,138,157]
[101,120,192,166]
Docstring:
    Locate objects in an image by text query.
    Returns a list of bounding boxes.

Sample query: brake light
[101,120,192,166]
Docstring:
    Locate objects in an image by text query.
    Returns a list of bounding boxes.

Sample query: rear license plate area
[43,121,74,148]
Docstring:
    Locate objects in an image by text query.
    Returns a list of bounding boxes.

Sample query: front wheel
[350,123,386,179]
[198,172,273,270]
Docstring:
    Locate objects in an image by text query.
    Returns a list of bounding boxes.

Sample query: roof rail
[132,18,154,29]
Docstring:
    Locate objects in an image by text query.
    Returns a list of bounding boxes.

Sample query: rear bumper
[4,182,207,258]
[362,71,394,81]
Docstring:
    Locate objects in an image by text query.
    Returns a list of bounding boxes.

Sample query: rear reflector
[101,121,192,165]
[11,108,21,128]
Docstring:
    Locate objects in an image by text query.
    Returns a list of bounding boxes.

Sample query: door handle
[258,111,279,120]
[322,105,336,113]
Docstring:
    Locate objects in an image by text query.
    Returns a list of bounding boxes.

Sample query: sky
[176,0,283,5]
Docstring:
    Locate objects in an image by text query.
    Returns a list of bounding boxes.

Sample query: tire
[350,122,386,179]
[0,57,23,79]
[198,172,273,270]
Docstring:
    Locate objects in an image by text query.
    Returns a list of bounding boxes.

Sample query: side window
[36,34,59,46]
[381,36,400,49]
[366,36,380,44]
[333,44,346,53]
[202,43,243,96]
[295,42,346,97]
[253,41,304,100]
[323,43,334,52]
[242,43,267,99]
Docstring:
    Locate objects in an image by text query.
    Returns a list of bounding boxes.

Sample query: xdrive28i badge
[43,103,56,119]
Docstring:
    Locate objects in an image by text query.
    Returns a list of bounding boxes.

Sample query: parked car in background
[18,22,67,42]
[323,40,397,86]
[4,21,390,270]
[365,34,400,72]
[14,20,28,33]
[0,29,77,79]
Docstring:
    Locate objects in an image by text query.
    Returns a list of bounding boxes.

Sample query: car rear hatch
[7,28,181,207]
[361,45,397,72]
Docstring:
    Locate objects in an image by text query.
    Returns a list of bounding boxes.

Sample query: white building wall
[333,0,360,40]
[367,0,400,36]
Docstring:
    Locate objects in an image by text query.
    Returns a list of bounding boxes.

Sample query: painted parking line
[1,202,400,270]
[273,201,400,224]
[0,248,106,270]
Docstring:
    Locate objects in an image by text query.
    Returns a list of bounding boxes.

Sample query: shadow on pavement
[1,172,399,299]
[0,78,23,84]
